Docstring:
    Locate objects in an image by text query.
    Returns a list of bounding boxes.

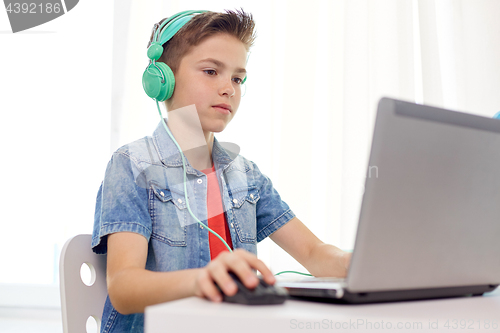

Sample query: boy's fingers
[196,269,222,302]
[223,250,274,288]
[223,250,262,288]
[234,249,276,285]
[205,249,276,295]
[202,277,223,302]
[207,262,239,296]
[209,250,260,291]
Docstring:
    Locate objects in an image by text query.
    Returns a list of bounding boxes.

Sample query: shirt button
[250,194,254,199]
[200,225,204,229]
[177,198,182,204]
[160,191,164,197]
[230,223,234,228]
[197,179,202,184]
[233,199,238,204]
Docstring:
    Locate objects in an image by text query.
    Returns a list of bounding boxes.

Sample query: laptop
[276,97,500,304]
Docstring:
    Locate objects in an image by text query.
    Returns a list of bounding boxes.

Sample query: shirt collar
[152,119,235,172]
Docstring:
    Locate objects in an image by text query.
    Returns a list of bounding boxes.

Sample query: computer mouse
[216,272,288,305]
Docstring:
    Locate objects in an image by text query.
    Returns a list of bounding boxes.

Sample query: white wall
[0,0,113,304]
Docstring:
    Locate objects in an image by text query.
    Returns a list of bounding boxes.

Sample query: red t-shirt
[201,164,233,260]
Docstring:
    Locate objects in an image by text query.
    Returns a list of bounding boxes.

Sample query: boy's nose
[219,78,235,97]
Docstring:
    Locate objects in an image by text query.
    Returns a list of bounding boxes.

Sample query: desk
[145,288,500,333]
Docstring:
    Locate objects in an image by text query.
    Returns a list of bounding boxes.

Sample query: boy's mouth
[213,104,232,113]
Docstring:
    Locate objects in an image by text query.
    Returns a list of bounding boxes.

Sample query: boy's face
[166,33,247,135]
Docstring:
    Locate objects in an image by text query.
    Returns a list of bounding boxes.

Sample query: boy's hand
[340,251,352,273]
[193,248,275,302]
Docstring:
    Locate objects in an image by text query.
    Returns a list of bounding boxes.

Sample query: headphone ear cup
[142,62,175,101]
[155,62,175,101]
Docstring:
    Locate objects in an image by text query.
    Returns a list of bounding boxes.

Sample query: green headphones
[142,10,247,102]
[142,10,206,102]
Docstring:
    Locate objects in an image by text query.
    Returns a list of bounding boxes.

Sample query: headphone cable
[155,100,233,253]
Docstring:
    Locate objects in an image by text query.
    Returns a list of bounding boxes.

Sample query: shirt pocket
[230,187,260,244]
[150,183,187,246]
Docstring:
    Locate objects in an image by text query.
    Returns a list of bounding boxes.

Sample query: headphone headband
[154,10,208,46]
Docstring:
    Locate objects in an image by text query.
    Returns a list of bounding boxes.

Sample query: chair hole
[80,262,97,286]
[86,316,100,333]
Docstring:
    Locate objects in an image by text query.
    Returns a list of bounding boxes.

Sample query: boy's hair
[148,9,256,75]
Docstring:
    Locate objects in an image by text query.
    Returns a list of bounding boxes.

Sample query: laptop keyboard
[276,276,346,283]
[298,277,346,283]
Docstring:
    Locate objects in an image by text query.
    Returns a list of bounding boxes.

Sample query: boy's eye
[233,77,243,85]
[204,69,216,75]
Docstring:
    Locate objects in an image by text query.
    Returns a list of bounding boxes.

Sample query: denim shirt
[92,119,295,333]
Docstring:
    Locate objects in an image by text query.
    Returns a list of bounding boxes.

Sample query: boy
[92,9,351,332]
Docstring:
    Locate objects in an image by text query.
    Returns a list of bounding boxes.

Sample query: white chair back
[59,234,107,333]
